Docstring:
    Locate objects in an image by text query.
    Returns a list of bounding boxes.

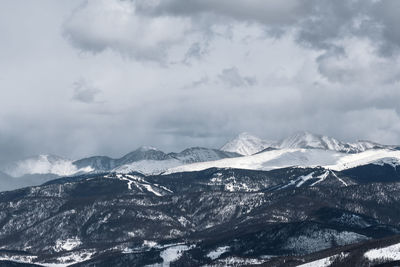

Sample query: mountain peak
[279,131,345,150]
[221,132,275,156]
[278,131,388,153]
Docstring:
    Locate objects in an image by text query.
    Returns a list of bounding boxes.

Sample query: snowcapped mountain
[73,146,241,175]
[221,131,389,156]
[166,148,400,174]
[169,147,240,164]
[1,154,92,178]
[279,131,345,150]
[72,146,170,172]
[278,131,387,153]
[113,159,181,175]
[118,146,173,164]
[0,132,393,182]
[114,147,241,175]
[221,132,276,155]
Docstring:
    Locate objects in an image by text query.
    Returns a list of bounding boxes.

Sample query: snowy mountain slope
[0,132,393,180]
[169,147,241,163]
[325,149,400,171]
[117,146,173,165]
[166,148,400,174]
[1,154,92,178]
[279,131,347,151]
[279,131,387,153]
[221,131,389,156]
[113,159,182,175]
[73,146,240,175]
[166,148,335,174]
[72,146,172,173]
[0,146,239,184]
[221,132,276,155]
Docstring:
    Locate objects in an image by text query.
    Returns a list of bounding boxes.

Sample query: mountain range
[0,131,397,191]
[1,131,400,266]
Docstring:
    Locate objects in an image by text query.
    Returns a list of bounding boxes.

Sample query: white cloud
[63,0,191,61]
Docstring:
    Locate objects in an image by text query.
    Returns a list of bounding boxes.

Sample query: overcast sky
[1,0,400,162]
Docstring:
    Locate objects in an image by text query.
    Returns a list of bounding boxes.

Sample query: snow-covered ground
[54,238,82,252]
[207,246,230,260]
[166,148,400,174]
[143,244,194,267]
[0,249,96,267]
[364,242,400,261]
[109,174,173,196]
[297,253,348,267]
[114,159,181,175]
[160,245,192,266]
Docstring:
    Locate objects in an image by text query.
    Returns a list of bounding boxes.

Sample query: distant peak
[221,133,275,156]
[280,131,337,149]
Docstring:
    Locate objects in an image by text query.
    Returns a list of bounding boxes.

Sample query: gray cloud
[63,0,191,62]
[151,0,315,25]
[372,0,400,56]
[72,79,101,103]
[182,76,209,90]
[1,0,400,165]
[218,67,257,88]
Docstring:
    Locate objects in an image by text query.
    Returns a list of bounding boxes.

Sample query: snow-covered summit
[279,131,387,153]
[221,132,276,156]
[279,131,345,151]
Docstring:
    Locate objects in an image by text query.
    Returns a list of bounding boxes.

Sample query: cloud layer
[0,0,400,164]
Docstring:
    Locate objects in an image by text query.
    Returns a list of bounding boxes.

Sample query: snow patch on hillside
[114,159,181,175]
[54,238,82,252]
[297,253,349,267]
[159,244,194,266]
[364,242,400,261]
[207,246,230,260]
